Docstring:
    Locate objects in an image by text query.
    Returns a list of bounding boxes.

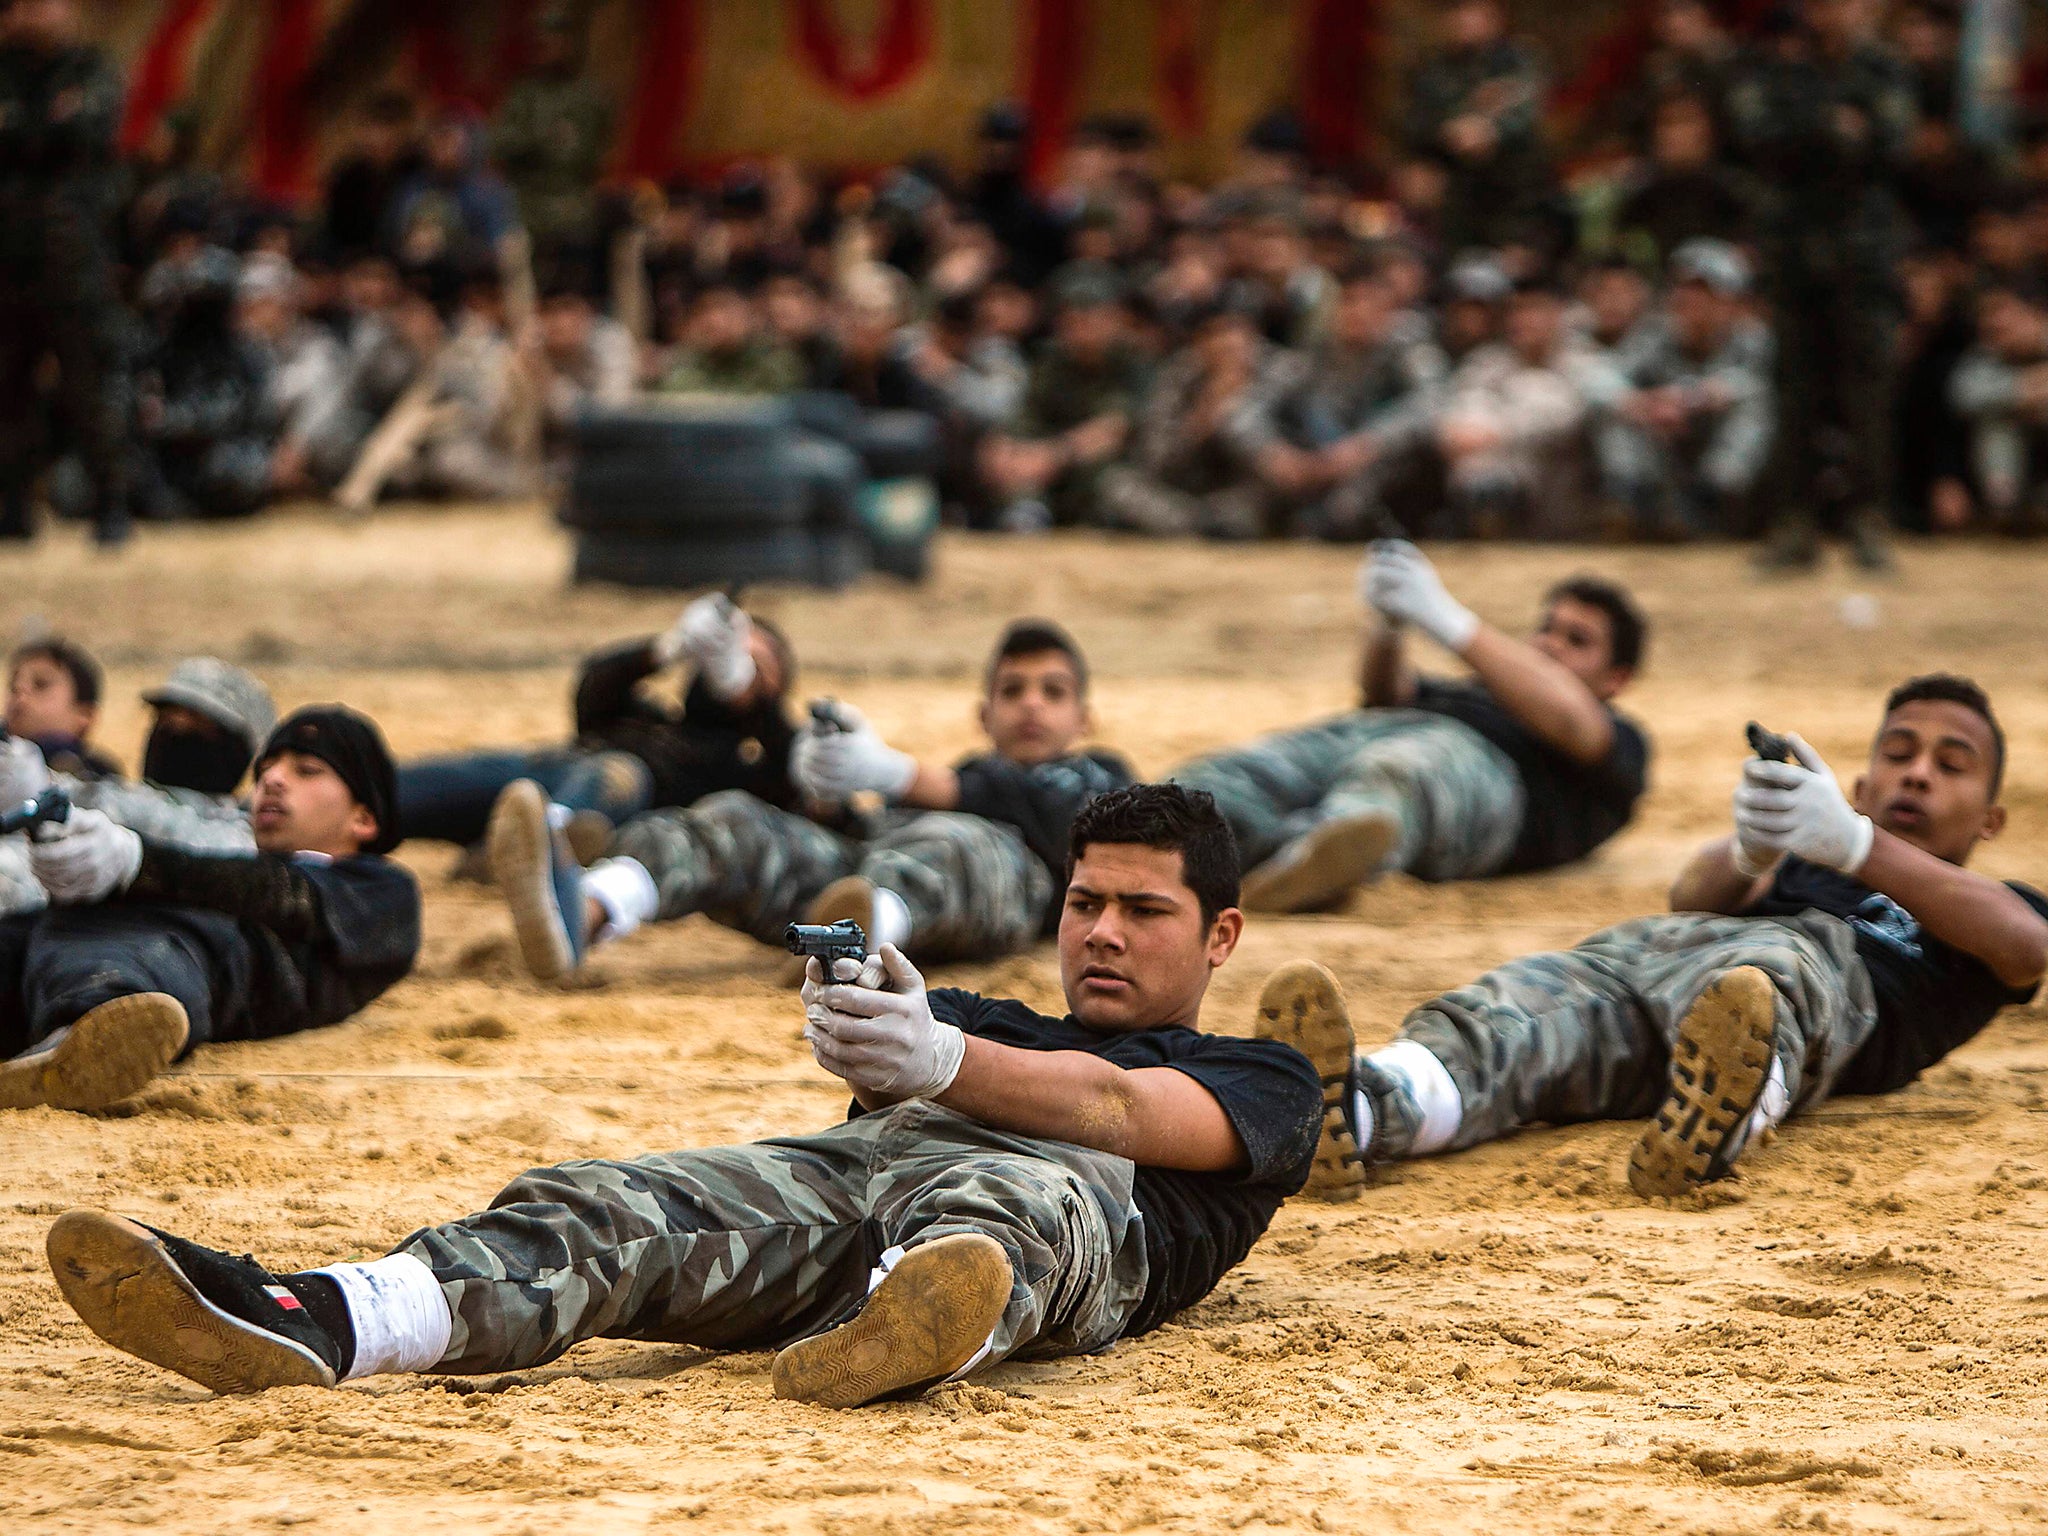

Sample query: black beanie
[257,705,399,856]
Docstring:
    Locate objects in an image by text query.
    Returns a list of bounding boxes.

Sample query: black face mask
[142,725,251,797]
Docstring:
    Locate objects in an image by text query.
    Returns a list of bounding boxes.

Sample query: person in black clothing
[1175,542,1650,912]
[394,595,796,859]
[45,783,1322,1405]
[1260,674,2048,1205]
[320,91,422,264]
[491,619,1133,981]
[0,705,420,1113]
[5,636,118,781]
[0,0,131,545]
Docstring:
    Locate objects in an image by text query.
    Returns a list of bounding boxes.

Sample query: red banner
[118,0,215,155]
[790,0,932,102]
[1154,0,1210,140]
[1299,0,1378,169]
[254,0,320,199]
[622,0,702,181]
[1023,0,1089,185]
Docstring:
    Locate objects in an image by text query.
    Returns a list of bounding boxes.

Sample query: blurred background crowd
[8,0,2048,570]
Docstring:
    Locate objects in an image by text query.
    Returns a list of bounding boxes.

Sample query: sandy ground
[3,504,2048,1534]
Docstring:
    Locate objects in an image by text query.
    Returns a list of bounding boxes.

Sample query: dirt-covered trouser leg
[1172,711,1523,879]
[860,812,1053,962]
[1382,911,1878,1158]
[396,1103,1148,1374]
[608,790,859,944]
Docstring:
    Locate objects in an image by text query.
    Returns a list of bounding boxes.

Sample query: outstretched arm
[804,948,1246,1171]
[1363,541,1613,764]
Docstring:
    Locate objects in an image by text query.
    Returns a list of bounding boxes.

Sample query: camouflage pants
[611,790,1052,962]
[1172,711,1524,880]
[1382,910,1877,1158]
[397,1101,1149,1375]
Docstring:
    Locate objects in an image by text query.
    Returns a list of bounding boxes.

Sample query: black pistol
[784,918,867,973]
[0,784,70,839]
[1745,721,1795,763]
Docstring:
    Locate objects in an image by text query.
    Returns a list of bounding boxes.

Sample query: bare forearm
[1460,625,1614,764]
[1670,836,1772,914]
[1859,832,2048,988]
[898,761,961,810]
[1361,622,1417,707]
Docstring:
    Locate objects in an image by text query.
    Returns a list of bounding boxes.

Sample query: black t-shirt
[855,990,1322,1338]
[951,750,1136,931]
[1743,856,2048,1096]
[1408,677,1650,873]
[572,639,799,814]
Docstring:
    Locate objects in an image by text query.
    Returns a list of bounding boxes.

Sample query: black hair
[1068,783,1241,926]
[1544,576,1647,672]
[1884,673,2006,797]
[985,618,1089,697]
[9,637,102,710]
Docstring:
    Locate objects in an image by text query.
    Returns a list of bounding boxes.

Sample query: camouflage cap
[1668,238,1750,297]
[142,658,278,752]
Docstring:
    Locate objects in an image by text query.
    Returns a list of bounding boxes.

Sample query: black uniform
[1745,857,2048,1096]
[0,842,420,1058]
[0,36,131,540]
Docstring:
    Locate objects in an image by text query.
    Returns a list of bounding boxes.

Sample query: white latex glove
[1361,539,1479,651]
[801,943,965,1101]
[654,595,756,700]
[792,703,918,801]
[1731,734,1874,877]
[29,809,143,905]
[0,734,54,809]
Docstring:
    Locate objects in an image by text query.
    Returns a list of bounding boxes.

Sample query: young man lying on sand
[1174,540,1650,912]
[46,784,1324,1406]
[493,619,1132,980]
[1256,675,2048,1199]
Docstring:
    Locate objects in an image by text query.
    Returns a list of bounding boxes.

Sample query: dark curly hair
[1068,782,1240,925]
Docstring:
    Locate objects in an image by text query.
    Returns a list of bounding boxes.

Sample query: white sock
[1738,1054,1791,1149]
[869,885,913,950]
[1368,1039,1464,1154]
[315,1253,453,1381]
[583,855,659,942]
[1349,1081,1376,1155]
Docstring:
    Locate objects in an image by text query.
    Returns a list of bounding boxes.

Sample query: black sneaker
[47,1210,343,1393]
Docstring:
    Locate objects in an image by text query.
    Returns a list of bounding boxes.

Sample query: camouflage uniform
[1594,312,1775,537]
[1098,341,1302,539]
[612,790,1052,963]
[1948,344,2048,532]
[397,1099,1147,1374]
[1004,341,1151,528]
[490,68,613,258]
[657,340,802,398]
[1367,911,1875,1158]
[1171,711,1524,880]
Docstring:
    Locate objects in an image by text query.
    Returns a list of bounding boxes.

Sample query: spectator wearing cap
[1949,284,2048,536]
[1100,298,1304,539]
[1437,252,1512,366]
[1433,274,1617,537]
[519,272,637,472]
[1595,240,1775,540]
[131,234,276,521]
[236,253,354,497]
[0,658,276,915]
[0,704,419,1113]
[1256,256,1451,538]
[979,262,1151,531]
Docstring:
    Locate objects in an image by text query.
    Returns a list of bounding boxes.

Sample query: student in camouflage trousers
[1259,676,2048,1203]
[493,620,1132,982]
[45,785,1322,1408]
[1173,543,1649,912]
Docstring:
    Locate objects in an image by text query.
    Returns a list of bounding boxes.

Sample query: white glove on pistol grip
[654,594,757,700]
[0,734,54,809]
[801,944,965,1101]
[1731,733,1874,877]
[29,809,143,905]
[1361,539,1479,652]
[791,704,918,802]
